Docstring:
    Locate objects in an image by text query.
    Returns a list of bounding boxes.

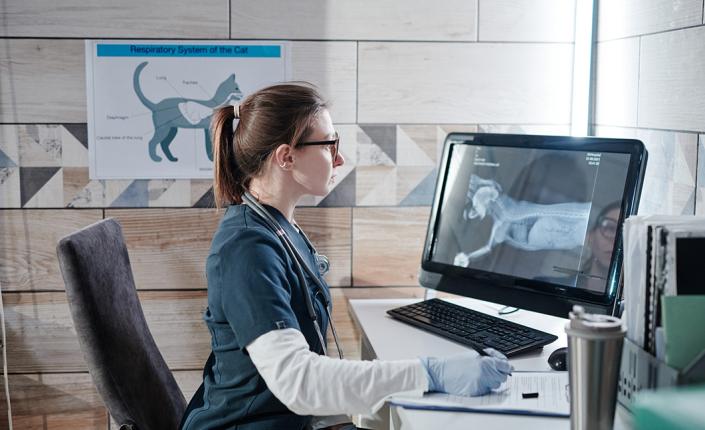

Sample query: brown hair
[211,83,327,207]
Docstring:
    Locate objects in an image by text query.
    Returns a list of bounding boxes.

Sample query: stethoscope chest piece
[315,253,330,276]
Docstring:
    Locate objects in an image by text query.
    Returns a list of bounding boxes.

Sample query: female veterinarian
[180,83,512,430]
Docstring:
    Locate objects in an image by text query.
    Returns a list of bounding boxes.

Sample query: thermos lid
[565,305,626,339]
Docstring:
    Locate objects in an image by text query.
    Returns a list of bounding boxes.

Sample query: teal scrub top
[181,204,331,430]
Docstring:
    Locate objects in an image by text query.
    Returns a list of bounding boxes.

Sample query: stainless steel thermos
[566,305,626,430]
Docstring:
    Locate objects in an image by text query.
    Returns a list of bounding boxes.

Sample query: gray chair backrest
[57,218,186,430]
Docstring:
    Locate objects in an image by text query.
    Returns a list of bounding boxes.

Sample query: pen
[470,343,513,376]
[468,342,490,356]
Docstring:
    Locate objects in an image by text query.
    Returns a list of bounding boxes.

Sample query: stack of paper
[622,216,705,355]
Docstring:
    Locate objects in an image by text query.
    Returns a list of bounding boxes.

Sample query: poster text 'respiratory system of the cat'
[86,40,290,179]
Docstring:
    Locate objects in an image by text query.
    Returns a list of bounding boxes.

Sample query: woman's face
[592,207,620,268]
[291,109,344,196]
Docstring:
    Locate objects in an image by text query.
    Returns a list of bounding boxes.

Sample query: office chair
[56,218,186,430]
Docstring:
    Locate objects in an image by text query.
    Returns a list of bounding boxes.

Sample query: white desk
[348,297,633,430]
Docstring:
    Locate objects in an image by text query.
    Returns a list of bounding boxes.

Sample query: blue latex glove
[420,348,513,396]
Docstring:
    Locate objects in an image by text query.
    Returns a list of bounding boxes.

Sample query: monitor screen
[421,133,647,317]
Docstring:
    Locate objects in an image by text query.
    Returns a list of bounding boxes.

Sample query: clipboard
[389,371,570,418]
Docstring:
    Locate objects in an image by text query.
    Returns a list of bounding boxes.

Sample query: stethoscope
[242,191,344,359]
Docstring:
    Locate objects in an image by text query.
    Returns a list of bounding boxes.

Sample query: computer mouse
[548,347,567,371]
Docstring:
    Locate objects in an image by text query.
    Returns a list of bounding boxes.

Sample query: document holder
[618,338,705,410]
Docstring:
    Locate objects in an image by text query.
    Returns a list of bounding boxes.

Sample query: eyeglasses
[597,216,619,239]
[297,132,340,164]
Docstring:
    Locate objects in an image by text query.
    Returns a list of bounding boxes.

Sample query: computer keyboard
[387,299,558,357]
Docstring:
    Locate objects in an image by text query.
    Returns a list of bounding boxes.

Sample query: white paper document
[390,371,570,417]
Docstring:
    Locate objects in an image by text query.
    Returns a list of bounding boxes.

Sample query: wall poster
[86,40,290,179]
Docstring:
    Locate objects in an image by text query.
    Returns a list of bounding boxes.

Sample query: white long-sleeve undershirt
[247,328,428,416]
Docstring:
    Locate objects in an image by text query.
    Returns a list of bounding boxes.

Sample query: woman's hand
[420,349,513,396]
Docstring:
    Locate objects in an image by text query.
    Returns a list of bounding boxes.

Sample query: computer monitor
[419,133,647,318]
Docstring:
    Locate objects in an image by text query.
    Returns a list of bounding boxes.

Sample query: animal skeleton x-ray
[453,175,591,267]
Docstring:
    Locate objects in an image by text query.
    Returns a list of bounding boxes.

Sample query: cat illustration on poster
[133,61,242,162]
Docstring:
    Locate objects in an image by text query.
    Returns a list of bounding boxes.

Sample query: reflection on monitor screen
[431,143,631,295]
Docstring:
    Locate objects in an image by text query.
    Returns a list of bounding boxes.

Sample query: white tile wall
[638,25,705,132]
[697,134,705,215]
[594,38,640,127]
[478,0,576,42]
[477,124,571,135]
[0,40,357,124]
[291,42,357,123]
[597,0,703,41]
[231,0,477,41]
[0,40,86,123]
[358,42,573,124]
[595,126,697,215]
[0,0,228,38]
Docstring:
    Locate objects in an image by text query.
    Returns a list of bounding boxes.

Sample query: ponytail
[211,106,244,207]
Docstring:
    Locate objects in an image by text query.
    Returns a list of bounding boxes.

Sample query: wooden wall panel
[12,411,106,430]
[0,287,439,428]
[597,0,703,41]
[478,0,575,42]
[0,40,85,123]
[2,291,95,372]
[110,207,353,288]
[638,26,705,132]
[231,0,477,41]
[0,0,228,38]
[294,207,352,287]
[139,291,210,370]
[594,38,640,127]
[291,42,357,124]
[352,207,430,287]
[0,209,103,292]
[5,372,206,430]
[3,291,209,373]
[0,373,107,430]
[358,42,573,124]
[173,371,204,402]
[106,208,222,290]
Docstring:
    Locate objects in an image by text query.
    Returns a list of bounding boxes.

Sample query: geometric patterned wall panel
[1,123,485,209]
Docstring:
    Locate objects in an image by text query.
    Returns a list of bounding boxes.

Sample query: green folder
[662,295,705,371]
[634,385,705,430]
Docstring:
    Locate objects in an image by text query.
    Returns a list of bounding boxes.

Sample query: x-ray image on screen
[452,174,592,266]
[431,143,631,293]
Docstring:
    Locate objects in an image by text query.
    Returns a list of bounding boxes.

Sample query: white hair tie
[233,104,241,119]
